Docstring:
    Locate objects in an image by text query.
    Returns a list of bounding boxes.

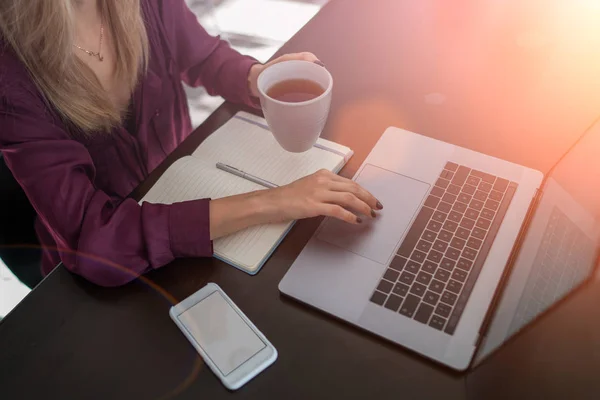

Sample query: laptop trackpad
[317,164,430,265]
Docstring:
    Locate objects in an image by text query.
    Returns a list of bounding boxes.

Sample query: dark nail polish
[314,60,326,67]
[376,201,383,210]
[356,217,363,224]
[371,209,377,218]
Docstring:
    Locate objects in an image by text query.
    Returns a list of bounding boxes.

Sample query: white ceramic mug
[257,60,333,153]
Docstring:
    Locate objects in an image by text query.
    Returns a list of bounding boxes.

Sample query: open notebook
[141,112,353,274]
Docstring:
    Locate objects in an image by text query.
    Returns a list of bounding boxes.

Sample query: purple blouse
[0,0,257,286]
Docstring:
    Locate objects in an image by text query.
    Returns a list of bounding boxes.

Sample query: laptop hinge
[475,187,544,344]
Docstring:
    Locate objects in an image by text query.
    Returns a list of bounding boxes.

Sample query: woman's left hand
[247,52,324,98]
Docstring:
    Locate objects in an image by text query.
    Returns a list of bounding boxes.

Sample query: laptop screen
[474,117,600,363]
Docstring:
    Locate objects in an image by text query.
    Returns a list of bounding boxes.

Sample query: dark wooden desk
[2,1,600,399]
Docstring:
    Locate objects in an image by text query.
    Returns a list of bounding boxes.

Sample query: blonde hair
[0,0,149,133]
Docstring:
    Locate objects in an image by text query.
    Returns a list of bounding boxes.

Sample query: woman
[0,0,381,287]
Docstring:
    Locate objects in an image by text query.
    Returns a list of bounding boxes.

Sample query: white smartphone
[169,283,278,390]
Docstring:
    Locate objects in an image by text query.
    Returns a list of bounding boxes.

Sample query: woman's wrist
[247,63,263,98]
[209,188,282,240]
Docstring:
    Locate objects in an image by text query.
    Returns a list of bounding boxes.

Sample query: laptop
[279,117,600,370]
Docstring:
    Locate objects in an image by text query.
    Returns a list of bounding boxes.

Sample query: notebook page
[192,113,349,186]
[140,156,289,271]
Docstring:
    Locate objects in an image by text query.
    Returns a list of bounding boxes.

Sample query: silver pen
[216,162,278,189]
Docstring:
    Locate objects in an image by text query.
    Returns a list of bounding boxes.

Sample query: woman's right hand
[263,169,383,224]
[209,169,382,240]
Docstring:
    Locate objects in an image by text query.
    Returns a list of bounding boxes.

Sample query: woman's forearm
[209,190,278,240]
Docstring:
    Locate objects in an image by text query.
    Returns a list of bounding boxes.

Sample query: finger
[271,52,321,65]
[319,204,361,224]
[325,191,374,219]
[329,181,382,211]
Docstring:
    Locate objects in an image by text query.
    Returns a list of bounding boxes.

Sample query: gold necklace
[73,19,104,62]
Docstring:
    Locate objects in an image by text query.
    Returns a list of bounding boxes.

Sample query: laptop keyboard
[369,162,518,335]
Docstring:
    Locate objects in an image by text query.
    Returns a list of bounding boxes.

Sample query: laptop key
[445,162,459,172]
[472,227,487,240]
[377,279,393,294]
[427,220,442,233]
[414,303,434,324]
[438,230,453,242]
[423,291,440,306]
[440,258,456,271]
[460,217,475,230]
[485,199,500,211]
[433,240,448,253]
[429,315,447,331]
[465,208,479,220]
[425,195,441,208]
[453,202,468,213]
[462,184,476,195]
[399,272,416,285]
[443,220,459,232]
[432,211,447,223]
[431,186,445,197]
[423,229,437,242]
[456,227,470,240]
[384,294,404,312]
[476,218,492,230]
[410,282,427,297]
[447,184,461,196]
[481,208,495,220]
[383,268,400,282]
[435,303,452,318]
[370,291,387,306]
[470,199,484,211]
[434,268,450,282]
[397,206,435,258]
[441,291,458,306]
[458,193,472,204]
[411,250,427,263]
[399,294,420,318]
[393,283,410,297]
[389,256,408,272]
[441,169,454,180]
[438,202,453,214]
[473,190,487,201]
[466,176,480,186]
[450,237,466,250]
[447,279,463,294]
[427,250,443,263]
[451,166,471,186]
[442,193,457,204]
[462,247,477,261]
[429,279,444,294]
[445,247,461,260]
[467,237,482,250]
[405,260,420,274]
[489,190,503,201]
[448,211,462,223]
[457,258,473,271]
[422,261,437,274]
[417,240,433,252]
[493,177,509,192]
[451,269,468,282]
[416,271,433,285]
[435,178,450,189]
[479,181,493,193]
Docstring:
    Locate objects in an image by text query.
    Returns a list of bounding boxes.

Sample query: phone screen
[178,291,266,376]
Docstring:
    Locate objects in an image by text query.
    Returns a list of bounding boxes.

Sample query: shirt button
[154,109,160,117]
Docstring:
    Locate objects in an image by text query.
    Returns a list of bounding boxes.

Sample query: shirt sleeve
[0,96,213,287]
[155,0,260,107]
